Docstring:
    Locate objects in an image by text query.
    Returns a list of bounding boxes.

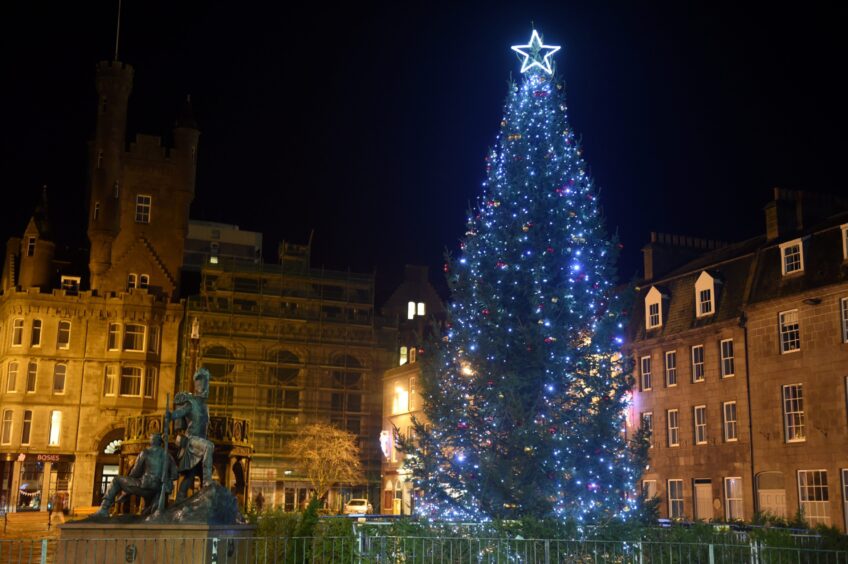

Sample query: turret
[88,60,134,290]
[171,95,200,235]
[16,188,56,290]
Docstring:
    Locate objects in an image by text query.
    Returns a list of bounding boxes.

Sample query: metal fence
[2,535,848,564]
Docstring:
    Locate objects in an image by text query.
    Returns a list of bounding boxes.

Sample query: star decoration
[511,29,561,75]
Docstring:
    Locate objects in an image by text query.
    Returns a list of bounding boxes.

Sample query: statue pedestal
[57,522,255,564]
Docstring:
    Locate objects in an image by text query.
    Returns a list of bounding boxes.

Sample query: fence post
[544,539,550,564]
[40,539,48,564]
[708,543,715,564]
[638,541,644,564]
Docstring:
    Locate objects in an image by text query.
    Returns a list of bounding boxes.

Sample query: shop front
[10,453,75,513]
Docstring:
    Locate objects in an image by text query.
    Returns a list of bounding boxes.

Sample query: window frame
[779,310,801,354]
[641,411,653,447]
[53,363,67,394]
[107,323,121,351]
[144,367,157,399]
[667,409,680,447]
[6,361,18,393]
[797,469,830,526]
[645,287,664,330]
[30,319,42,348]
[698,288,713,316]
[123,324,146,352]
[139,274,150,289]
[780,239,804,275]
[691,345,705,382]
[694,405,707,445]
[724,477,743,521]
[11,318,24,347]
[26,236,36,257]
[668,479,684,519]
[665,350,677,387]
[720,339,735,378]
[1,410,12,445]
[48,410,62,446]
[103,365,116,396]
[135,194,152,224]
[783,383,806,443]
[25,362,37,393]
[840,297,848,344]
[20,410,32,446]
[723,401,738,442]
[127,273,137,290]
[57,320,71,349]
[640,355,652,391]
[841,224,848,261]
[119,366,143,397]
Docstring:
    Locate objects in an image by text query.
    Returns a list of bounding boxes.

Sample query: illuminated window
[61,276,80,294]
[120,366,142,396]
[30,319,42,347]
[664,350,677,387]
[798,470,830,526]
[720,339,735,377]
[783,384,805,442]
[57,320,71,349]
[123,324,145,352]
[103,365,116,396]
[417,302,426,316]
[407,301,415,320]
[1,410,12,445]
[779,310,800,353]
[725,478,743,520]
[135,194,152,223]
[20,410,32,445]
[48,410,62,446]
[399,346,408,366]
[642,480,657,499]
[107,323,120,350]
[11,319,24,346]
[640,355,652,391]
[668,479,684,519]
[53,364,67,394]
[723,401,738,441]
[667,409,679,447]
[409,347,417,363]
[6,362,18,393]
[694,405,707,445]
[392,385,409,415]
[691,345,705,382]
[780,239,804,275]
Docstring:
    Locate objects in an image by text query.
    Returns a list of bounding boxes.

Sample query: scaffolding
[178,247,397,509]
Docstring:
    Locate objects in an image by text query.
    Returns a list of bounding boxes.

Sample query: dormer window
[780,239,804,275]
[695,271,717,318]
[644,287,664,330]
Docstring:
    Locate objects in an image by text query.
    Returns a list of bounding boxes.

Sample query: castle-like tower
[88,60,199,300]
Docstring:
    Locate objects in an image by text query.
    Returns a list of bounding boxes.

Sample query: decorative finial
[511,29,561,75]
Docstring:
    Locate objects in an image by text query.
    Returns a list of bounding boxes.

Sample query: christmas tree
[407,30,643,522]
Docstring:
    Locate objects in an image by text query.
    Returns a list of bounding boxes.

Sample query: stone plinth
[57,522,255,564]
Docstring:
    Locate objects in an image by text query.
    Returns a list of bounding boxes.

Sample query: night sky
[1,2,844,301]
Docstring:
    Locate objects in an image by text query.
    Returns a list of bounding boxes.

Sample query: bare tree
[286,423,364,503]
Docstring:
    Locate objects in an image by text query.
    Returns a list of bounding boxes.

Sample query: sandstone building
[628,189,848,529]
[180,244,398,511]
[0,59,196,513]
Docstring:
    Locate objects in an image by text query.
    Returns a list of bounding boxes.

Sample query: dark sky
[1,2,844,301]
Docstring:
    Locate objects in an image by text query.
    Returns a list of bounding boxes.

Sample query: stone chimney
[764,188,847,241]
[642,232,726,282]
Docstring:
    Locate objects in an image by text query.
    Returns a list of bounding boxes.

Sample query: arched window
[270,350,300,384]
[204,345,235,380]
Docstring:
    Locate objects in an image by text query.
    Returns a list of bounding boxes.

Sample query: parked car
[343,498,372,514]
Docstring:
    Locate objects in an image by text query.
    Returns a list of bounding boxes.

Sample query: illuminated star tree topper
[511,29,561,74]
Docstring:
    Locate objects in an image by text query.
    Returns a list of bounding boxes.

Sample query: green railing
[2,535,847,564]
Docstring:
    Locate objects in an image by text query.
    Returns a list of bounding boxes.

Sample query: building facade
[180,244,397,511]
[379,265,443,514]
[628,189,848,529]
[0,58,196,514]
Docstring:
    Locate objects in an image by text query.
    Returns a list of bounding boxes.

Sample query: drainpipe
[740,311,758,516]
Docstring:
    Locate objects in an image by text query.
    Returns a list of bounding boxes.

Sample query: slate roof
[630,209,848,342]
